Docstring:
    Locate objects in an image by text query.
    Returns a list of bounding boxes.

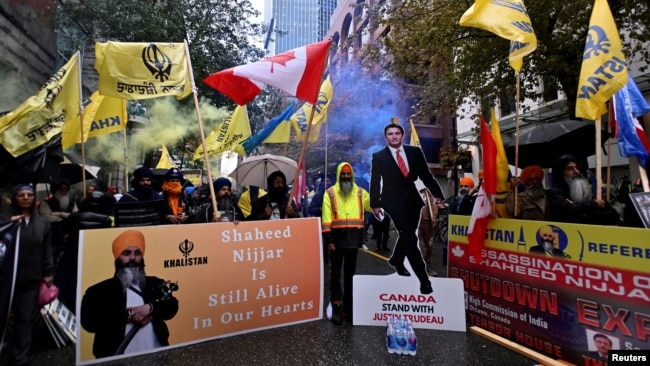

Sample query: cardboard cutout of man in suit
[370,122,444,294]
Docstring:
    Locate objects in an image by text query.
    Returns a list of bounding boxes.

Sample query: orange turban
[459,177,475,188]
[112,230,146,259]
[478,170,484,179]
[341,164,352,174]
[521,165,544,184]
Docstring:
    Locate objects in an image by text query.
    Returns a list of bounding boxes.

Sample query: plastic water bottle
[386,324,398,353]
[406,328,417,355]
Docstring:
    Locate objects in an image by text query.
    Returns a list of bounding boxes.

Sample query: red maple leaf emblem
[263,51,296,72]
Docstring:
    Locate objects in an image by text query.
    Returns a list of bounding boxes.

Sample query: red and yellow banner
[77,218,323,364]
[448,215,650,364]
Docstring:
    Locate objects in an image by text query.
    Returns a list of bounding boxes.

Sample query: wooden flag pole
[75,51,88,198]
[287,56,330,212]
[595,117,603,200]
[513,72,521,216]
[184,40,219,220]
[122,128,129,191]
[606,123,612,201]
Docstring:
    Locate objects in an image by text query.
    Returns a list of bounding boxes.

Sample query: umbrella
[60,152,101,183]
[505,120,611,168]
[229,154,297,189]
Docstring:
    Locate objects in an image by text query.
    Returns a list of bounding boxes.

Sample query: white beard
[524,185,546,201]
[55,191,70,210]
[565,175,592,203]
[340,180,353,196]
[117,266,147,291]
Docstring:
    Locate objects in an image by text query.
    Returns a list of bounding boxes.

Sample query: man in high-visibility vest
[321,162,372,325]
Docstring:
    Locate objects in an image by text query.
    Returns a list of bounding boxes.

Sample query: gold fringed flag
[575,0,628,120]
[193,105,251,160]
[0,52,81,157]
[62,91,127,149]
[459,0,537,72]
[95,42,192,101]
[291,76,332,142]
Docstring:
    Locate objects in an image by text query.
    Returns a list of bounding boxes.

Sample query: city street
[2,225,540,366]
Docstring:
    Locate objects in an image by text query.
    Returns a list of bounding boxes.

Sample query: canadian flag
[467,116,497,262]
[204,39,331,106]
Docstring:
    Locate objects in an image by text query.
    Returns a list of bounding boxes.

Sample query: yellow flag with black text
[62,91,127,149]
[193,105,251,160]
[95,42,192,100]
[291,76,332,143]
[0,52,81,156]
[460,0,537,72]
[576,0,628,120]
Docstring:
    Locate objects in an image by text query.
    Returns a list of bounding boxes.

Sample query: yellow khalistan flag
[409,119,420,146]
[0,52,81,157]
[576,0,628,120]
[193,105,251,160]
[490,108,513,219]
[291,76,332,143]
[95,42,192,100]
[460,0,537,72]
[156,145,178,169]
[62,91,127,149]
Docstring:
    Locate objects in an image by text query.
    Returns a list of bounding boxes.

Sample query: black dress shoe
[420,282,433,294]
[388,259,411,276]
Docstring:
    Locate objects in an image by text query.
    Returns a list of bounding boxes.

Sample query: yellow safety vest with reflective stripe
[321,186,370,232]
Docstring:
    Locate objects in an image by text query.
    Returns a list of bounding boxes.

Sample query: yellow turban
[112,230,146,259]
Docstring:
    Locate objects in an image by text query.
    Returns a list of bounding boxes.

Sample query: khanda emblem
[583,26,611,60]
[142,44,173,82]
[178,239,194,258]
[44,85,62,110]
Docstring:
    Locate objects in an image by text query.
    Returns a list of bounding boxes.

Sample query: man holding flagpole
[370,121,444,295]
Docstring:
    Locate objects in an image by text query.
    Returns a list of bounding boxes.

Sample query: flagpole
[606,123,612,201]
[184,40,219,220]
[513,73,521,216]
[75,51,88,198]
[122,127,129,191]
[287,56,330,213]
[595,118,603,200]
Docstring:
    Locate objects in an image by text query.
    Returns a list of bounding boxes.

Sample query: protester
[108,185,123,202]
[444,177,476,216]
[194,177,243,223]
[237,185,266,220]
[418,188,438,276]
[505,165,552,220]
[55,191,114,309]
[370,122,444,295]
[80,230,179,358]
[249,171,298,220]
[1,184,53,366]
[39,179,78,272]
[321,163,372,325]
[161,168,191,224]
[308,173,335,217]
[547,155,619,225]
[118,167,163,203]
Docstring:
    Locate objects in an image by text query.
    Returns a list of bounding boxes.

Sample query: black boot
[331,303,342,325]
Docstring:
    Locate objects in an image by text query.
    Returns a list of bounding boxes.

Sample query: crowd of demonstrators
[249,171,298,220]
[194,177,244,223]
[506,165,552,221]
[547,155,620,225]
[1,184,53,366]
[321,163,372,325]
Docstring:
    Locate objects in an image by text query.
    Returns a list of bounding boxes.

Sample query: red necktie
[396,149,408,177]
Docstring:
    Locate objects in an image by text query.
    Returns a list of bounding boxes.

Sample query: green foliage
[363,0,650,122]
